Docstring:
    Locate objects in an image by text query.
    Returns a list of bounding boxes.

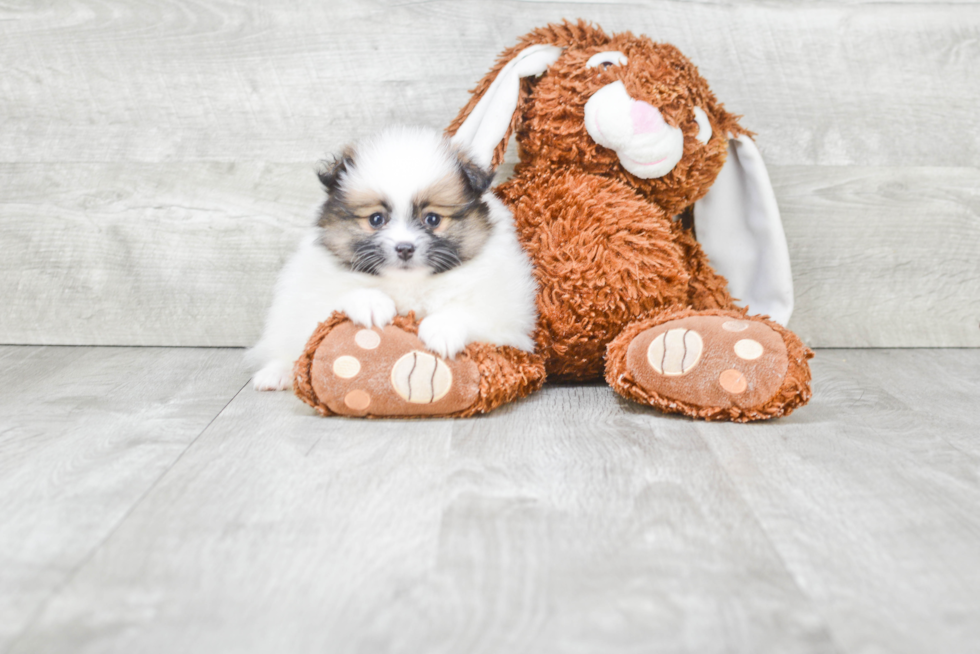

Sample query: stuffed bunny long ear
[693,134,795,325]
[450,44,562,169]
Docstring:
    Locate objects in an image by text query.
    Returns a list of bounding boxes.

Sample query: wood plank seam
[1,379,250,654]
[693,424,846,652]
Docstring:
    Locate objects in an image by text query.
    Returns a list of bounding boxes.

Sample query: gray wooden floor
[3,1,978,651]
[2,345,977,654]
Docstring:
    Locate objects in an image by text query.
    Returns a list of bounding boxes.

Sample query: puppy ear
[456,151,495,195]
[447,43,562,169]
[316,147,355,194]
[693,134,795,325]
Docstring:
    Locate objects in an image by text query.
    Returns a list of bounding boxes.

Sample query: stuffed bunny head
[448,21,746,216]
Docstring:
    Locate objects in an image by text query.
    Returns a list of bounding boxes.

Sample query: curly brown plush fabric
[442,20,813,421]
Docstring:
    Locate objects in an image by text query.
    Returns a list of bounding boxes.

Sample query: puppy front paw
[337,289,396,328]
[253,360,294,391]
[418,313,469,359]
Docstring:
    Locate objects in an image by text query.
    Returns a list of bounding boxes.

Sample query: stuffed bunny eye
[586,51,627,69]
[693,107,712,144]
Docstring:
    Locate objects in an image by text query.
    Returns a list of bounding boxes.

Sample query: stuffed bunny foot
[293,312,545,418]
[605,308,813,422]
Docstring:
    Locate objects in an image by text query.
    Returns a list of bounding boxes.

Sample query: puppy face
[316,127,493,276]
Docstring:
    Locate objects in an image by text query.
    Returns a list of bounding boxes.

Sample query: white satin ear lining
[451,44,562,168]
[693,135,795,325]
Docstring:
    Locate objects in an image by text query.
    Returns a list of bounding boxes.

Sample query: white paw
[337,289,396,328]
[418,313,469,359]
[253,361,293,391]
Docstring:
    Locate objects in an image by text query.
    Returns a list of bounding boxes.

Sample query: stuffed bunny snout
[584,81,711,179]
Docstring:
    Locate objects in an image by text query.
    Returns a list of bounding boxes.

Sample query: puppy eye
[423,212,441,228]
[586,51,628,69]
[368,212,385,228]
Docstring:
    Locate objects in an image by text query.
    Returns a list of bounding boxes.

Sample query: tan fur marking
[415,173,469,215]
[350,204,386,218]
[352,218,373,233]
[412,170,492,255]
[344,187,386,207]
[431,220,453,235]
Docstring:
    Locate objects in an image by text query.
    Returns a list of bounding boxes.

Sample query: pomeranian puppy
[247,126,538,391]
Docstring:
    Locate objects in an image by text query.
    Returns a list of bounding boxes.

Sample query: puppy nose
[395,242,415,260]
[630,101,666,135]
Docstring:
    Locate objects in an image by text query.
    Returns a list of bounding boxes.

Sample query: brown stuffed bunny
[295,20,812,421]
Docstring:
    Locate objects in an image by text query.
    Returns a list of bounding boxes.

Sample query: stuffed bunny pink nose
[630,101,666,134]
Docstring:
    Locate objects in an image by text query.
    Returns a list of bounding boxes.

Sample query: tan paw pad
[722,320,750,332]
[344,390,371,410]
[354,329,381,350]
[646,328,703,376]
[719,369,747,394]
[390,351,453,404]
[733,339,763,360]
[332,355,361,378]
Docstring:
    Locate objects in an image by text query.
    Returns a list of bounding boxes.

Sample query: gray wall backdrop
[2,0,978,348]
